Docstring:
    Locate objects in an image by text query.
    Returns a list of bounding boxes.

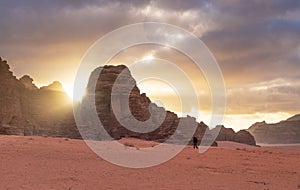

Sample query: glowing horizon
[38,76,294,132]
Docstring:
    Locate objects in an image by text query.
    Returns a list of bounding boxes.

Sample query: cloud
[198,3,300,90]
[0,1,147,46]
[226,79,300,114]
[0,0,299,116]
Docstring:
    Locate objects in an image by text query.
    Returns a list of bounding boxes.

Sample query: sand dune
[1,135,299,190]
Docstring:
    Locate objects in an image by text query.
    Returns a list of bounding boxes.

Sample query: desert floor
[1,135,299,190]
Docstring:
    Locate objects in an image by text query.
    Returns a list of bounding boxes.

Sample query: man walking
[193,136,198,149]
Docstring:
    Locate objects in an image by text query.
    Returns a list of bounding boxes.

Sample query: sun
[141,54,155,61]
[62,84,74,100]
[63,83,85,102]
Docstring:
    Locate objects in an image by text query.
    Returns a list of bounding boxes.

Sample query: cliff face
[248,116,300,144]
[0,57,80,138]
[82,65,184,142]
[0,58,29,135]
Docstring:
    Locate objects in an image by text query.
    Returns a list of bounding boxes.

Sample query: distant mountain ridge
[247,114,300,144]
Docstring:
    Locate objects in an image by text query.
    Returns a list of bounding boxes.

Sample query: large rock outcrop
[77,65,256,146]
[79,65,186,142]
[248,115,300,144]
[0,57,80,138]
[0,58,29,135]
[211,125,256,145]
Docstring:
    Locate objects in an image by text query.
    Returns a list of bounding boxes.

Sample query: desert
[1,1,300,189]
[1,135,299,190]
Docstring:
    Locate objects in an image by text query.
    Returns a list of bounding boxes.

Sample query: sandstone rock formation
[286,114,300,121]
[0,57,256,146]
[0,57,80,138]
[248,115,300,144]
[19,75,38,90]
[78,65,184,142]
[0,57,28,135]
[211,125,256,145]
[77,65,256,146]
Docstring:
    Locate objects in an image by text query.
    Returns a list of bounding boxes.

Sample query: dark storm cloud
[150,0,208,11]
[0,0,151,46]
[0,0,149,10]
[0,0,207,46]
[201,1,300,85]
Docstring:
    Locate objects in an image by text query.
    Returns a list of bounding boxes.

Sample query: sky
[0,0,299,131]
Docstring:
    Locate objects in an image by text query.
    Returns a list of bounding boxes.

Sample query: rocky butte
[248,114,300,144]
[0,57,256,146]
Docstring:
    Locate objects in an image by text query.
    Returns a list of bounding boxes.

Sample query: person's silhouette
[193,136,198,149]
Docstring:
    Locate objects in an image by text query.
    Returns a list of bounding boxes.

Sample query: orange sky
[1,0,299,131]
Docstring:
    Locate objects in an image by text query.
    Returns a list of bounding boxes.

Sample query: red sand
[1,135,299,190]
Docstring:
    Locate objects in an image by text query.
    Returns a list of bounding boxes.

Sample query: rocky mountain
[0,57,256,146]
[0,57,80,138]
[248,115,300,144]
